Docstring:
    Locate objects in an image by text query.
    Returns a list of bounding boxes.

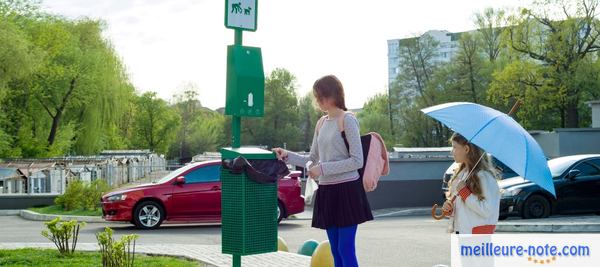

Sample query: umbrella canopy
[422,102,555,197]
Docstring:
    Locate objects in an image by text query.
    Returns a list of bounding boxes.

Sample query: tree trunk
[565,100,579,128]
[47,78,77,147]
[47,111,62,146]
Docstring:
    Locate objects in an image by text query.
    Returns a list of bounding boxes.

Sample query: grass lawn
[0,248,203,267]
[28,205,103,217]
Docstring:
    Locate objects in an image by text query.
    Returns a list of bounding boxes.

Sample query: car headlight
[106,194,127,202]
[500,188,521,197]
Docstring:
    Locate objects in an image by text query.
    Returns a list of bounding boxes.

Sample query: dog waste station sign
[221,1,278,267]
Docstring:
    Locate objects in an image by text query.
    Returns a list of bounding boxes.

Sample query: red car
[101,160,304,229]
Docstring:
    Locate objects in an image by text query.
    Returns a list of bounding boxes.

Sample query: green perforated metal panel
[221,167,278,255]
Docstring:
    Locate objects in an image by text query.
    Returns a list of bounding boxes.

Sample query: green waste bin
[220,147,278,256]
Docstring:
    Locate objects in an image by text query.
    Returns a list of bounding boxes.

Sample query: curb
[0,210,20,216]
[288,207,432,220]
[496,222,600,233]
[373,208,431,218]
[19,210,105,223]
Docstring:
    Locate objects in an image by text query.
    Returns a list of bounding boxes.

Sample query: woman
[442,133,500,234]
[273,75,372,267]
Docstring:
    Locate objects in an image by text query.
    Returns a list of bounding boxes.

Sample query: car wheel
[522,195,550,219]
[277,201,286,223]
[133,200,165,229]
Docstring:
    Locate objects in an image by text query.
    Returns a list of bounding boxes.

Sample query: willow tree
[0,0,138,156]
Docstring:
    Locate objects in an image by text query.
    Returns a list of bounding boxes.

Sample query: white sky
[41,0,530,110]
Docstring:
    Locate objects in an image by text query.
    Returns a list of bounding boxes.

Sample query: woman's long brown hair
[448,133,498,200]
[312,75,348,111]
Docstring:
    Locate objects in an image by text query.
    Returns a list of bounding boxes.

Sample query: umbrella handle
[508,99,522,116]
[431,203,447,220]
[432,195,457,220]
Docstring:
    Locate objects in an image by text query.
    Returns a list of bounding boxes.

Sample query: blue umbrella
[421,102,555,197]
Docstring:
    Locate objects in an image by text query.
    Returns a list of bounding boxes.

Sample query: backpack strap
[317,111,355,135]
[338,111,356,151]
[337,111,355,132]
[315,115,327,135]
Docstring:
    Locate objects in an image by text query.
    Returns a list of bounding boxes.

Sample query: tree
[488,59,562,129]
[0,18,39,157]
[132,92,180,154]
[453,32,488,104]
[0,1,138,157]
[240,68,301,150]
[391,33,448,147]
[0,19,37,95]
[505,0,600,128]
[297,92,321,151]
[187,110,226,154]
[393,34,440,105]
[170,82,201,160]
[357,93,394,149]
[474,7,507,62]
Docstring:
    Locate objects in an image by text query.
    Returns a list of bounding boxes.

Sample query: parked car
[101,160,304,229]
[441,155,518,198]
[499,154,600,220]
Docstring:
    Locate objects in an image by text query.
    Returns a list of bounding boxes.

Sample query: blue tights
[325,224,359,267]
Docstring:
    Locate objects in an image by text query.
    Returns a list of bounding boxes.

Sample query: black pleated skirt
[312,178,374,229]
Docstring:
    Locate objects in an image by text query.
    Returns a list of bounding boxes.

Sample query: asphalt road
[0,215,450,267]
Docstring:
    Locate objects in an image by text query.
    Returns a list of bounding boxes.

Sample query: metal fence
[0,152,171,195]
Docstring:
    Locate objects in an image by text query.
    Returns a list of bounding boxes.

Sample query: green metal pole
[233,254,241,267]
[232,116,241,148]
[232,29,243,149]
[232,29,243,267]
[234,29,243,45]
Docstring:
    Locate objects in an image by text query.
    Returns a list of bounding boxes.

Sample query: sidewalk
[290,206,600,233]
[289,206,431,220]
[497,215,600,233]
[0,243,311,267]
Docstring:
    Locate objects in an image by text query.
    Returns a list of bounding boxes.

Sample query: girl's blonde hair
[448,133,498,200]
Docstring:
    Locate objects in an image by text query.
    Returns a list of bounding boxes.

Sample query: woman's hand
[272,148,288,161]
[442,199,454,214]
[308,165,322,179]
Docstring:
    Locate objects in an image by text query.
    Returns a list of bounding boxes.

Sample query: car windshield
[155,164,199,184]
[548,157,580,177]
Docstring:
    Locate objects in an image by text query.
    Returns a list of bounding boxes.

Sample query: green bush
[40,217,86,255]
[83,180,111,210]
[96,227,139,267]
[55,180,85,211]
[55,179,112,211]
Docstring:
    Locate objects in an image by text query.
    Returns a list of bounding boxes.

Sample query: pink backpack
[316,112,390,192]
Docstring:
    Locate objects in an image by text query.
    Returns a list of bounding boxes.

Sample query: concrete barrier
[0,194,58,209]
[19,209,105,223]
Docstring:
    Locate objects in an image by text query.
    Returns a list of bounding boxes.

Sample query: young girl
[442,133,500,234]
[273,75,372,267]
